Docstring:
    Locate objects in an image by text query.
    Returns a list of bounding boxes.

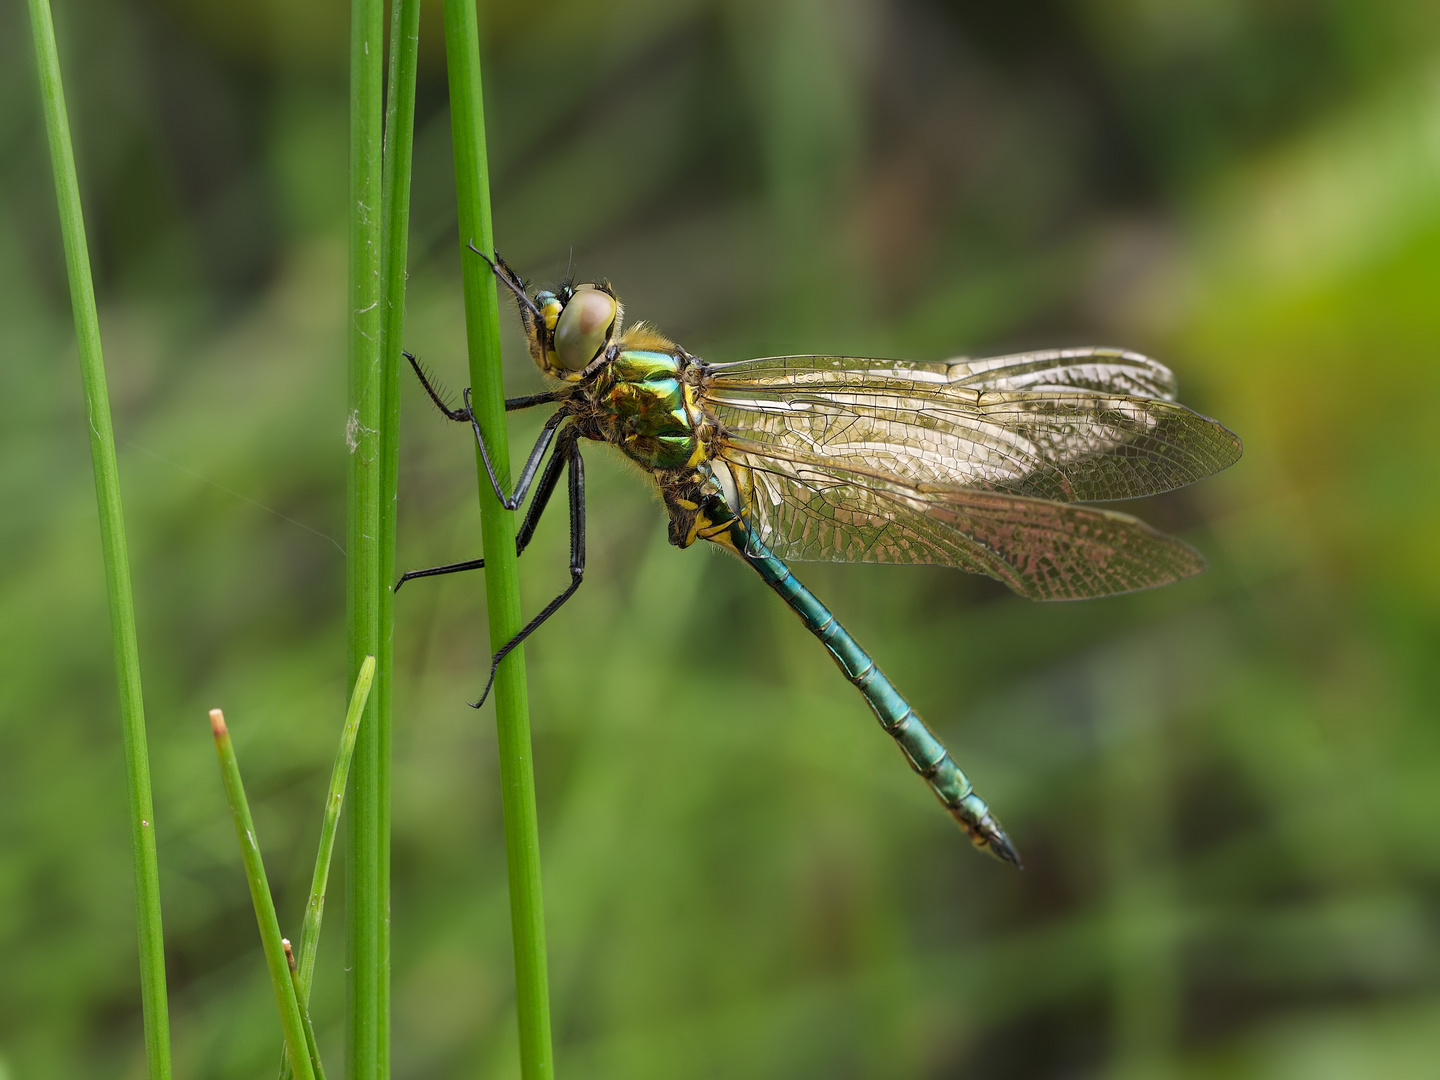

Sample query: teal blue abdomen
[724,514,1020,865]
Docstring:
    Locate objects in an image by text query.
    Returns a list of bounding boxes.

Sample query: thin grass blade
[286,940,329,1080]
[210,710,318,1080]
[26,2,173,1076]
[279,655,375,1080]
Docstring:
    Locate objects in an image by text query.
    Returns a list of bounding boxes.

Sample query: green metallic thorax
[583,348,710,473]
[571,343,734,552]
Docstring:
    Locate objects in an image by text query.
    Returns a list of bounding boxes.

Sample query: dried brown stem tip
[283,938,297,972]
[209,708,227,738]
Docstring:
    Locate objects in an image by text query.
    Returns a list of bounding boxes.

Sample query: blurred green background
[3,0,1439,1077]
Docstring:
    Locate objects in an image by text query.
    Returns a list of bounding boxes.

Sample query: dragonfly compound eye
[553,285,617,371]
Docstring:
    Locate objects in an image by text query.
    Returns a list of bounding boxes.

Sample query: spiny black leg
[395,555,487,591]
[464,389,566,511]
[404,351,470,421]
[513,430,571,552]
[403,349,566,417]
[394,427,572,592]
[506,389,568,412]
[404,324,571,510]
[396,377,562,510]
[471,438,586,709]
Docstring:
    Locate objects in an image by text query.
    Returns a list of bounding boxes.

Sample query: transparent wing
[705,347,1241,503]
[721,440,1205,601]
[713,346,1183,398]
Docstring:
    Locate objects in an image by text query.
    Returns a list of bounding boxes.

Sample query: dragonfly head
[528,282,623,380]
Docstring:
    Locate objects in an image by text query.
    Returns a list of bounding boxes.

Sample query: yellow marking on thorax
[682,380,708,467]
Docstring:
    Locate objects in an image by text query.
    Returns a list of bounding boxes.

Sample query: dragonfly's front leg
[470,434,587,709]
[403,349,566,511]
[394,427,572,591]
[390,405,563,588]
[403,349,568,420]
[403,347,567,508]
[395,349,572,589]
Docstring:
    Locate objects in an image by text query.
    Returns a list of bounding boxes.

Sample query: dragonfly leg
[403,349,568,419]
[394,555,487,591]
[470,437,586,709]
[394,422,573,591]
[467,241,541,318]
[461,388,567,511]
[401,345,565,511]
[503,389,570,412]
[403,350,470,421]
[401,350,570,566]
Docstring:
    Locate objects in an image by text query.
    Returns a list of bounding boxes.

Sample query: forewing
[938,347,1180,398]
[705,347,1240,502]
[723,440,1206,600]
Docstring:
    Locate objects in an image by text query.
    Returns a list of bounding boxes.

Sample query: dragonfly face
[497,257,624,380]
[404,248,1244,865]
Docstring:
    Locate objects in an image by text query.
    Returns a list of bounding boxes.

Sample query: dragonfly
[397,245,1242,867]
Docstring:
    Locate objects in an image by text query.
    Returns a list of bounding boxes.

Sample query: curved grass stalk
[26,1,172,1075]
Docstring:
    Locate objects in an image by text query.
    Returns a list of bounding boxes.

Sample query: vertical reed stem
[441,1,555,1074]
[346,0,385,1073]
[375,0,423,1072]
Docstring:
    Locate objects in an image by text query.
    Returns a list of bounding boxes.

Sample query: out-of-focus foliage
[3,0,1439,1076]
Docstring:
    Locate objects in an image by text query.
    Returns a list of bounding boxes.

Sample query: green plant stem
[211,710,318,1080]
[26,3,172,1077]
[286,940,328,1080]
[441,3,555,1076]
[375,0,423,1073]
[345,0,385,1073]
[280,656,375,1080]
